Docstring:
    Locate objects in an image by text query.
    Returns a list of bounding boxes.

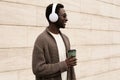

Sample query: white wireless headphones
[49,3,58,22]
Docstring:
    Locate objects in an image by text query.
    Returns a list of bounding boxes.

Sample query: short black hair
[45,3,64,23]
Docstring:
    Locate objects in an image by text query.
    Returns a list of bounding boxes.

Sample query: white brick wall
[0,0,120,80]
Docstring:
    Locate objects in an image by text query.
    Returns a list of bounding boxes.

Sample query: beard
[55,20,65,29]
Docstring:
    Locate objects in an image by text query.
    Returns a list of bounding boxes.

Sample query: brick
[90,46,110,60]
[112,32,120,43]
[0,0,51,7]
[36,7,49,27]
[62,29,113,45]
[108,69,120,80]
[0,25,27,48]
[27,26,45,47]
[109,57,120,70]
[108,19,120,31]
[66,12,81,28]
[0,25,45,48]
[0,71,18,80]
[113,0,120,5]
[80,0,100,14]
[66,11,120,31]
[71,45,120,62]
[78,69,120,80]
[75,59,109,79]
[109,45,120,57]
[18,69,34,80]
[70,45,92,61]
[0,1,36,26]
[0,48,32,72]
[59,0,80,12]
[99,0,113,3]
[99,0,120,7]
[99,2,120,18]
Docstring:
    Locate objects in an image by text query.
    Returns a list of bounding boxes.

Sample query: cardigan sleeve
[32,44,68,78]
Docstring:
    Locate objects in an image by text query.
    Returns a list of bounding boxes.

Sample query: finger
[70,63,77,66]
[69,58,77,61]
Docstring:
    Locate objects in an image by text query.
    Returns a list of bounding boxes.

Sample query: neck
[48,24,60,34]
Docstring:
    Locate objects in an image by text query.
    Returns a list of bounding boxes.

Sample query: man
[32,3,77,80]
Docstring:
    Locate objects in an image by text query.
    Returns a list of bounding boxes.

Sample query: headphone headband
[52,3,57,14]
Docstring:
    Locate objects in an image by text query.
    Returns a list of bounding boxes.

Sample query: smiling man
[32,3,77,80]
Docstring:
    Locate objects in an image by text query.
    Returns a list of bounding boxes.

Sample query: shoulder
[34,29,49,46]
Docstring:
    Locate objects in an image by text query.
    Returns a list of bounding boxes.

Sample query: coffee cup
[68,49,76,57]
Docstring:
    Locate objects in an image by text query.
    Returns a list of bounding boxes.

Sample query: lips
[64,21,67,25]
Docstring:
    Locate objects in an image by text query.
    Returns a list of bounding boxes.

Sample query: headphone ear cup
[49,3,58,22]
[49,13,58,22]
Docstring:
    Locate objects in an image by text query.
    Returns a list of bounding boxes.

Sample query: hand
[65,56,77,68]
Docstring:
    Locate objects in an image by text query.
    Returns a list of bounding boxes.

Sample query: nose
[65,17,68,22]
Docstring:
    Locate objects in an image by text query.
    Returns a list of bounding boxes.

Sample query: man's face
[55,8,68,28]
